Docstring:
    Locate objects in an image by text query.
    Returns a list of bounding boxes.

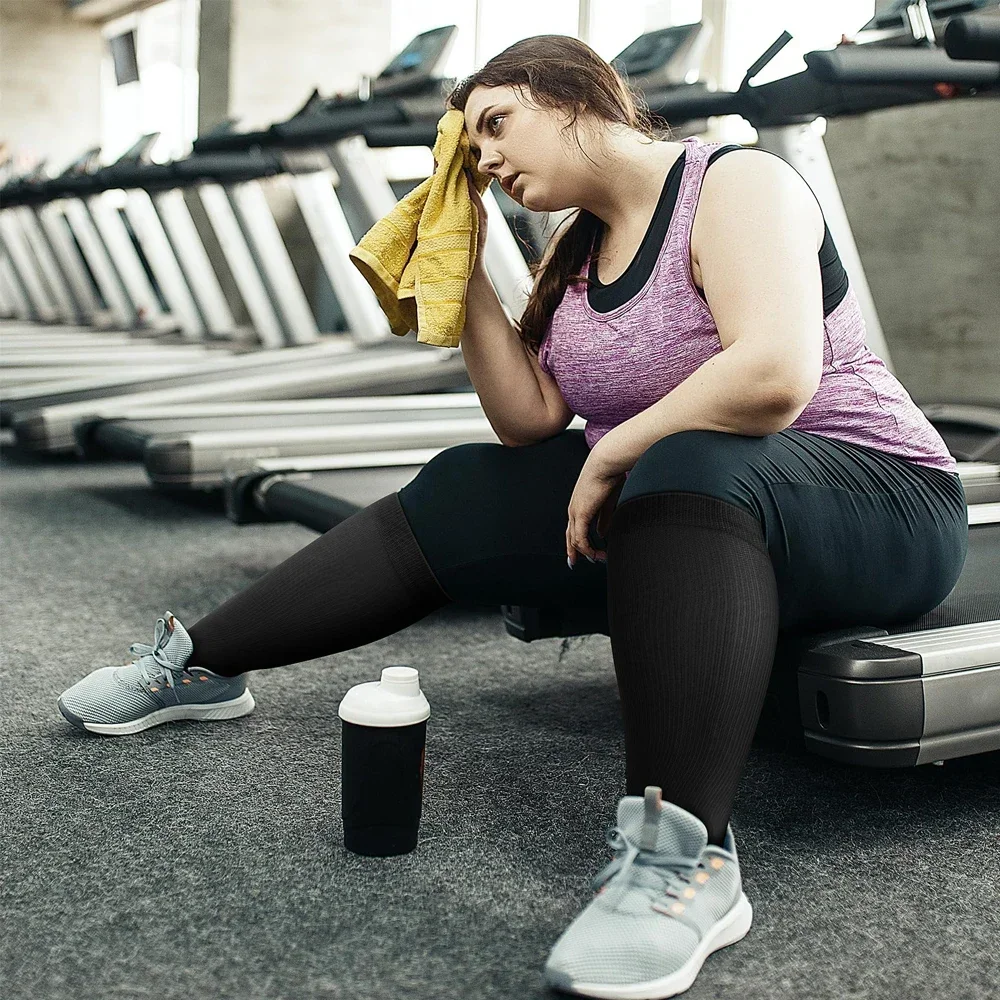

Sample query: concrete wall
[0,0,103,171]
[826,97,1000,406]
[228,0,392,132]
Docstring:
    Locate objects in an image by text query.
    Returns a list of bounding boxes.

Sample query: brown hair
[447,35,670,358]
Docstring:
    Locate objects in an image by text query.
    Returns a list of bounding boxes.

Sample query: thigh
[619,429,969,632]
[396,430,610,609]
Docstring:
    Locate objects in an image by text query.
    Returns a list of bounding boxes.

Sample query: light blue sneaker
[58,612,255,736]
[544,786,753,999]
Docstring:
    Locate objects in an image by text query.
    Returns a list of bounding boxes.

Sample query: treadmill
[1,144,215,338]
[0,139,346,361]
[0,146,261,387]
[41,23,713,490]
[1,29,500,452]
[0,162,101,328]
[224,14,1000,769]
[0,135,335,354]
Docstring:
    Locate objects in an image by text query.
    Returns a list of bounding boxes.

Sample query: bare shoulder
[691,149,824,286]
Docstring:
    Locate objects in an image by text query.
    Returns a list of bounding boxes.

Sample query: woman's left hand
[566,437,632,568]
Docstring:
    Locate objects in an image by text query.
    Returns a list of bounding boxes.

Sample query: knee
[617,430,755,507]
[408,441,504,488]
[397,442,503,518]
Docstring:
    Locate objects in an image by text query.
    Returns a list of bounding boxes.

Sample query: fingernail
[585,555,595,564]
[567,556,574,570]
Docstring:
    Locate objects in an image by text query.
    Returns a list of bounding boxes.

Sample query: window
[100,0,200,164]
[720,1,876,91]
[476,0,579,66]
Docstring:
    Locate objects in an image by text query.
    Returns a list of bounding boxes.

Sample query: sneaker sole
[547,891,753,999]
[58,688,256,736]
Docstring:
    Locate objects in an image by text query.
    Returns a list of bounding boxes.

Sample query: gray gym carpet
[2,432,998,1000]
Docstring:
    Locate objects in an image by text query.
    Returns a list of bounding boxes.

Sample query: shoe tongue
[616,787,708,858]
[161,612,193,667]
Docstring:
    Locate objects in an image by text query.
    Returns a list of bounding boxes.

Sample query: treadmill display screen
[380,26,454,80]
[611,24,695,79]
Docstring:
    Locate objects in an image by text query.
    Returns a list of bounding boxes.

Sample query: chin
[527,190,573,214]
[519,187,557,213]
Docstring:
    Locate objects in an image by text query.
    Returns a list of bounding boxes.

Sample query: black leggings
[397,428,968,633]
[189,428,967,846]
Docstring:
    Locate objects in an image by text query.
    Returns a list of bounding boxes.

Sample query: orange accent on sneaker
[150,687,159,693]
[182,679,191,684]
[695,872,710,884]
[710,858,725,870]
[199,676,208,681]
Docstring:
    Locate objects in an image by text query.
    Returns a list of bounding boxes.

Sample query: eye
[487,113,505,135]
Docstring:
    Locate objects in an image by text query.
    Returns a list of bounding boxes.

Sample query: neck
[577,137,685,238]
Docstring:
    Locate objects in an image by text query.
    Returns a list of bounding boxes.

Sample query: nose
[477,148,502,175]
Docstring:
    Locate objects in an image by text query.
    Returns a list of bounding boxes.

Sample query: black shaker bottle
[338,666,430,857]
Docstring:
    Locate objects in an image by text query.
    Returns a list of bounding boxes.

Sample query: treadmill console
[853,0,994,46]
[370,25,458,99]
[611,22,712,89]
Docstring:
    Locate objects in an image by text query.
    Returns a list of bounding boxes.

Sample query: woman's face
[463,84,592,213]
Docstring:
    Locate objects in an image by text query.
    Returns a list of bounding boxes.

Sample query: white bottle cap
[337,666,430,728]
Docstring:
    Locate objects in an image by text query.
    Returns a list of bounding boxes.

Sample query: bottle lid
[337,666,430,727]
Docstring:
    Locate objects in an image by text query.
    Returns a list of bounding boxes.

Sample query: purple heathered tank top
[538,134,958,475]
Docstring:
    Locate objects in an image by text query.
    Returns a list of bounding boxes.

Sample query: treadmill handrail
[804,44,1000,85]
[646,43,997,127]
[944,10,1000,60]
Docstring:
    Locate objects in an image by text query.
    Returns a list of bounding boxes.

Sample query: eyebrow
[474,104,499,138]
[469,103,499,155]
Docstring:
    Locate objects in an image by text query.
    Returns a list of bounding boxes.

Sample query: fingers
[566,521,607,567]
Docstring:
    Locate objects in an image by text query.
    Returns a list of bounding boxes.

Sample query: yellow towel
[348,109,494,349]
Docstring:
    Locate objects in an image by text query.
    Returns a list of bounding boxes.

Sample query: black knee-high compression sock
[605,492,780,847]
[187,493,451,675]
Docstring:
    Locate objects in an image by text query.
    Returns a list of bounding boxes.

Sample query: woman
[58,36,967,1000]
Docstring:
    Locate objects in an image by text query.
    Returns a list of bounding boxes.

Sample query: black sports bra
[587,144,850,317]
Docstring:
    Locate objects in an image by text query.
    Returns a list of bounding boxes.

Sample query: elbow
[500,434,545,448]
[761,381,816,434]
[496,429,534,448]
[500,429,560,448]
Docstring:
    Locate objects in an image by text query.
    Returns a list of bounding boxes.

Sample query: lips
[502,173,520,196]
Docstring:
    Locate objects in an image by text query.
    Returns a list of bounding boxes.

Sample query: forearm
[599,344,809,470]
[461,266,549,447]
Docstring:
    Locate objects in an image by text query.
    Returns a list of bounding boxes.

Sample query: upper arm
[692,151,826,408]
[526,336,574,434]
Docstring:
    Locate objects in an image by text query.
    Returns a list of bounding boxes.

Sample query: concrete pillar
[825,98,1000,406]
[197,0,231,135]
